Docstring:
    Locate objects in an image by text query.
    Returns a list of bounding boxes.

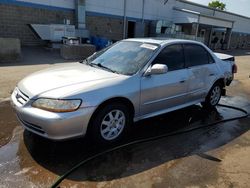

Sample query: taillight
[232,64,237,74]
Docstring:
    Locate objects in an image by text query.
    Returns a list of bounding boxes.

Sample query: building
[0,0,249,49]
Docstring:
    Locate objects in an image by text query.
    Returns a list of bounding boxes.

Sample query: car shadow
[22,104,250,183]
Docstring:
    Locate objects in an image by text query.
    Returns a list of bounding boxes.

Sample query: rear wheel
[89,103,131,144]
[203,83,222,108]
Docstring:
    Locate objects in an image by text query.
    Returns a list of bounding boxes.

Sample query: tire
[202,83,222,108]
[89,103,131,145]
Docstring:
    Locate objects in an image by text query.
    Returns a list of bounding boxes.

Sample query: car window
[152,44,185,71]
[184,44,210,67]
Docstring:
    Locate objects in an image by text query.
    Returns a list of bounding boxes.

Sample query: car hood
[17,63,119,98]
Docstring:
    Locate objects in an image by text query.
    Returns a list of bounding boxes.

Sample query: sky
[187,0,250,17]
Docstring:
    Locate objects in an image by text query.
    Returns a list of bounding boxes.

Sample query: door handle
[179,80,186,83]
[209,73,215,76]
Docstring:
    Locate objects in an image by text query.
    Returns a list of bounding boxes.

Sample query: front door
[140,44,189,116]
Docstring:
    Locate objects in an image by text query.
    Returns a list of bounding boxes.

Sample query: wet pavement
[0,96,249,188]
[0,101,18,147]
[1,48,250,187]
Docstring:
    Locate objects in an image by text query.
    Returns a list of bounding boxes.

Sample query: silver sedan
[11,38,235,144]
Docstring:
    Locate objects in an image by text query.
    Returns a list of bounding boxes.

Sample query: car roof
[124,38,202,46]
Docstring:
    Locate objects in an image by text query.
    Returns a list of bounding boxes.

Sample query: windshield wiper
[96,63,114,72]
[91,63,119,74]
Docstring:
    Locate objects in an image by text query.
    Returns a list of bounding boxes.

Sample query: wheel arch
[205,77,225,100]
[203,78,224,108]
[87,97,135,132]
[210,77,225,91]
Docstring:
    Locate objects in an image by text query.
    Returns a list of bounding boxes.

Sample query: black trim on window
[152,44,185,72]
[183,43,213,67]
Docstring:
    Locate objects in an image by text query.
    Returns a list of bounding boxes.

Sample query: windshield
[86,41,159,75]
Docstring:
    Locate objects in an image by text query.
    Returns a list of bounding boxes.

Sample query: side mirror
[145,64,168,76]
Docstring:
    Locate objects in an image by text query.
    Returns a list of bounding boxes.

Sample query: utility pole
[123,0,127,39]
[195,14,200,40]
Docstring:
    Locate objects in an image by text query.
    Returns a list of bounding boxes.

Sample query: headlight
[32,98,82,112]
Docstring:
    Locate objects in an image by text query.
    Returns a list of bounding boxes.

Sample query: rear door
[140,44,189,116]
[184,44,218,102]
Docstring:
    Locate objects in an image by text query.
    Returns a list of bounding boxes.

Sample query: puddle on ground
[0,96,249,187]
[0,101,18,147]
[0,127,38,187]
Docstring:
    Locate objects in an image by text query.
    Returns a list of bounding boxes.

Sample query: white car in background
[11,38,237,144]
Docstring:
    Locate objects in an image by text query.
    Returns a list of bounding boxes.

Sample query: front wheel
[203,83,222,108]
[89,103,131,144]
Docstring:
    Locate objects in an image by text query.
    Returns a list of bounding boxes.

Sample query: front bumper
[11,90,96,140]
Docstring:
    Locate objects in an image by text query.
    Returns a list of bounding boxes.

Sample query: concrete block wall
[86,14,151,41]
[208,31,250,50]
[0,38,21,63]
[0,3,75,46]
[86,15,124,41]
[230,33,250,49]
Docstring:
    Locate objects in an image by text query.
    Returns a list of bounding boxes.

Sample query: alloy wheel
[210,86,221,106]
[100,110,126,140]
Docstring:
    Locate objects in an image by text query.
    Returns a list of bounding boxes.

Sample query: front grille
[15,88,29,105]
[17,115,45,134]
